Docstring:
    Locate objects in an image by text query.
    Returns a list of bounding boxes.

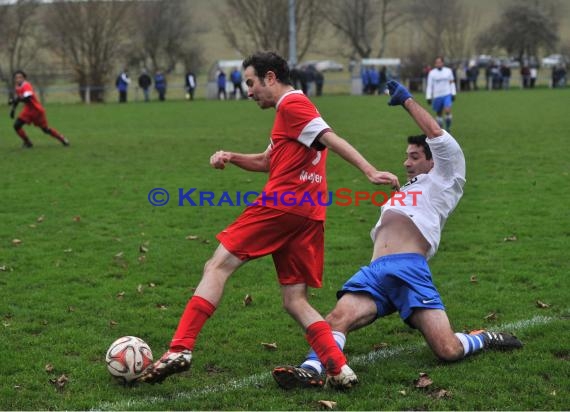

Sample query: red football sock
[16,128,30,143]
[44,127,66,143]
[305,320,346,375]
[169,295,216,352]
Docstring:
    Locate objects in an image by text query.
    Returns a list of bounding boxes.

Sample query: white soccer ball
[105,336,153,384]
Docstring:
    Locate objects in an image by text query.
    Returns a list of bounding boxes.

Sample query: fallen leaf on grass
[470,275,478,283]
[114,251,124,258]
[64,248,73,253]
[116,292,125,299]
[45,364,54,373]
[148,282,156,288]
[156,304,168,310]
[398,390,407,396]
[414,372,433,388]
[137,284,144,293]
[49,374,68,391]
[243,294,253,306]
[0,265,11,272]
[138,255,146,263]
[37,215,45,223]
[29,224,36,228]
[12,239,22,246]
[109,320,118,327]
[67,306,75,312]
[484,312,498,321]
[72,216,81,222]
[318,400,337,409]
[536,300,550,308]
[430,388,451,399]
[503,235,517,242]
[373,342,389,351]
[185,235,199,240]
[261,342,278,350]
[139,245,149,254]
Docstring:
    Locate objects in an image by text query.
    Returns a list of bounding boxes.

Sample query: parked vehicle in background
[542,54,568,68]
[299,60,344,72]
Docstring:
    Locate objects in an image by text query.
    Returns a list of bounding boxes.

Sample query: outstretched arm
[210,145,271,172]
[319,131,400,189]
[386,80,443,139]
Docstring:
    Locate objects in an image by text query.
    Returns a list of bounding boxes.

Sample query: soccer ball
[105,336,153,384]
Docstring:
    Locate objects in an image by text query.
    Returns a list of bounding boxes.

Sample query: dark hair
[13,70,27,79]
[407,134,432,160]
[242,51,291,85]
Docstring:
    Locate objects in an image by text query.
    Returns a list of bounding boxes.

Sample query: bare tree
[219,0,323,61]
[322,0,407,59]
[43,0,133,102]
[476,1,560,62]
[408,0,472,60]
[132,0,203,74]
[0,0,42,93]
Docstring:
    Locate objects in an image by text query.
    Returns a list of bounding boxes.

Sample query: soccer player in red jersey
[139,51,399,388]
[9,70,69,148]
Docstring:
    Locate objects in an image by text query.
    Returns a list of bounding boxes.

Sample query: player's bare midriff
[372,211,430,260]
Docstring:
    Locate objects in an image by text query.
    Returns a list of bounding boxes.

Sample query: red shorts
[216,205,325,288]
[19,108,47,128]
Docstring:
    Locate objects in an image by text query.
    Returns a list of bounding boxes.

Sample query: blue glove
[386,80,412,106]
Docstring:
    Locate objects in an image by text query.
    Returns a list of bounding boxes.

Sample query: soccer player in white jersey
[426,56,456,131]
[272,81,523,390]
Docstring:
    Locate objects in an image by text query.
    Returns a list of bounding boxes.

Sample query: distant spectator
[457,64,468,91]
[521,66,531,88]
[552,65,567,88]
[500,64,511,90]
[185,70,197,100]
[530,67,537,88]
[154,70,167,101]
[468,65,479,91]
[116,68,130,103]
[138,69,152,102]
[230,67,245,99]
[217,69,227,100]
[314,70,324,96]
[378,66,388,93]
[361,66,370,94]
[368,67,380,95]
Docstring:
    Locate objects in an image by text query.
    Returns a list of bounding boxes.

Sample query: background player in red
[140,51,399,388]
[9,70,70,148]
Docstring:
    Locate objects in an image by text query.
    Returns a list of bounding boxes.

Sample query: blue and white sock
[301,330,346,374]
[455,332,485,357]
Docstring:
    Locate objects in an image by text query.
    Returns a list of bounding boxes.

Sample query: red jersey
[257,90,330,221]
[15,81,44,114]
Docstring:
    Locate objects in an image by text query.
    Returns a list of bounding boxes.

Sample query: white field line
[93,314,556,411]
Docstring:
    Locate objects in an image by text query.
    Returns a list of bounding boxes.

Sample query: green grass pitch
[0,89,569,410]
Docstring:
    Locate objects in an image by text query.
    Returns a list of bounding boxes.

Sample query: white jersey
[426,67,456,100]
[370,131,465,260]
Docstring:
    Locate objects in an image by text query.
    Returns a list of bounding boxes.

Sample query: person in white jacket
[426,56,456,131]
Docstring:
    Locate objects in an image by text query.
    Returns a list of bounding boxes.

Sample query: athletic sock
[455,332,485,356]
[301,330,346,374]
[15,128,31,145]
[304,321,346,375]
[44,127,66,143]
[170,295,216,352]
[445,114,452,130]
[436,116,444,127]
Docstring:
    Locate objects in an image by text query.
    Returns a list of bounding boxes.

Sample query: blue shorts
[432,95,453,113]
[337,253,445,325]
